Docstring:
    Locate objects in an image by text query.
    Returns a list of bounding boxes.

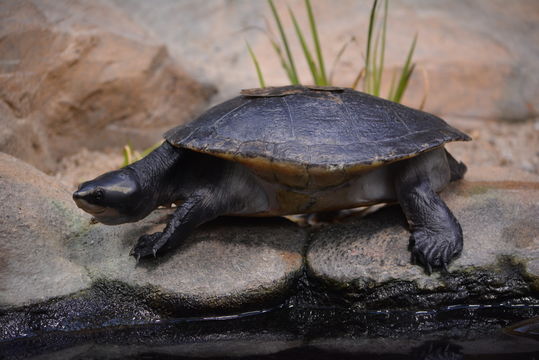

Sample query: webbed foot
[410,222,463,275]
[130,232,166,260]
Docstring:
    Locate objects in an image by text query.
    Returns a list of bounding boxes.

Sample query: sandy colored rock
[307,171,539,306]
[445,117,539,175]
[0,0,214,173]
[54,148,125,191]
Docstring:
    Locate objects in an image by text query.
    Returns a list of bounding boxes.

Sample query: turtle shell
[165,85,470,188]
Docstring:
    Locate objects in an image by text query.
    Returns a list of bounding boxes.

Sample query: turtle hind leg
[394,152,463,274]
[445,149,467,181]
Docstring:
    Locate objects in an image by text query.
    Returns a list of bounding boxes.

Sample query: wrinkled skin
[394,154,464,274]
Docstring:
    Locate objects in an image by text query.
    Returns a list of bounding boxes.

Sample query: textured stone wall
[0,0,214,173]
[113,0,539,121]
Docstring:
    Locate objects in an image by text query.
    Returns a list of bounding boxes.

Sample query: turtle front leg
[394,159,463,274]
[130,195,216,261]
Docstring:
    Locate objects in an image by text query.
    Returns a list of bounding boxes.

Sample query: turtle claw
[410,225,462,275]
[130,232,165,261]
[425,262,432,276]
[442,262,449,274]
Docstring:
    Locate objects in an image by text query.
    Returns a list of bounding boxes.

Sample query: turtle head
[73,168,152,225]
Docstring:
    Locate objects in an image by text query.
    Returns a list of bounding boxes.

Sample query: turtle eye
[94,188,104,201]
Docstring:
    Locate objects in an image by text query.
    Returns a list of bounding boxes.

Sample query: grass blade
[364,0,378,94]
[371,25,381,96]
[394,63,416,103]
[374,0,388,96]
[122,144,132,167]
[289,6,320,84]
[329,36,355,85]
[139,141,163,159]
[268,37,295,82]
[305,0,327,85]
[392,33,417,103]
[351,67,365,89]
[268,0,299,84]
[246,41,266,88]
[387,68,398,100]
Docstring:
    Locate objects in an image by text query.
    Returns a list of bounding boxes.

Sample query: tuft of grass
[389,34,417,103]
[364,0,417,102]
[247,0,424,106]
[121,141,163,167]
[268,0,300,84]
[305,0,328,85]
[289,5,320,84]
[254,0,330,86]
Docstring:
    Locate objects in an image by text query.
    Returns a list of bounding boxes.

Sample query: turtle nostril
[73,189,90,200]
[73,190,82,200]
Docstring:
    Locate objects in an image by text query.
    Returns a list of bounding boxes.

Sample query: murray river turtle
[73,85,470,273]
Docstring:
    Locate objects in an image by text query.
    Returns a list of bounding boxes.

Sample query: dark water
[2,305,539,360]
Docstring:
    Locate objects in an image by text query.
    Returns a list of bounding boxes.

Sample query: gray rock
[68,214,306,312]
[0,153,91,307]
[307,176,539,308]
[0,152,305,322]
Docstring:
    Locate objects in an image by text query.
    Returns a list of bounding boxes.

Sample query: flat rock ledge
[1,152,538,342]
[307,179,539,309]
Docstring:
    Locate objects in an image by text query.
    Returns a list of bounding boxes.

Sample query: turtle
[73,85,471,273]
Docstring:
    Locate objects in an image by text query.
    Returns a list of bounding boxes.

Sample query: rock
[445,117,539,176]
[307,172,539,308]
[67,215,305,313]
[2,151,538,341]
[113,0,539,121]
[0,153,91,307]
[0,153,306,340]
[54,148,125,190]
[0,0,215,173]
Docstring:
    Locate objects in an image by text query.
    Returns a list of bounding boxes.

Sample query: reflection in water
[505,316,539,340]
[411,342,463,360]
[1,306,539,359]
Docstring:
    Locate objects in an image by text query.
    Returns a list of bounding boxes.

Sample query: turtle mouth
[73,197,106,215]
